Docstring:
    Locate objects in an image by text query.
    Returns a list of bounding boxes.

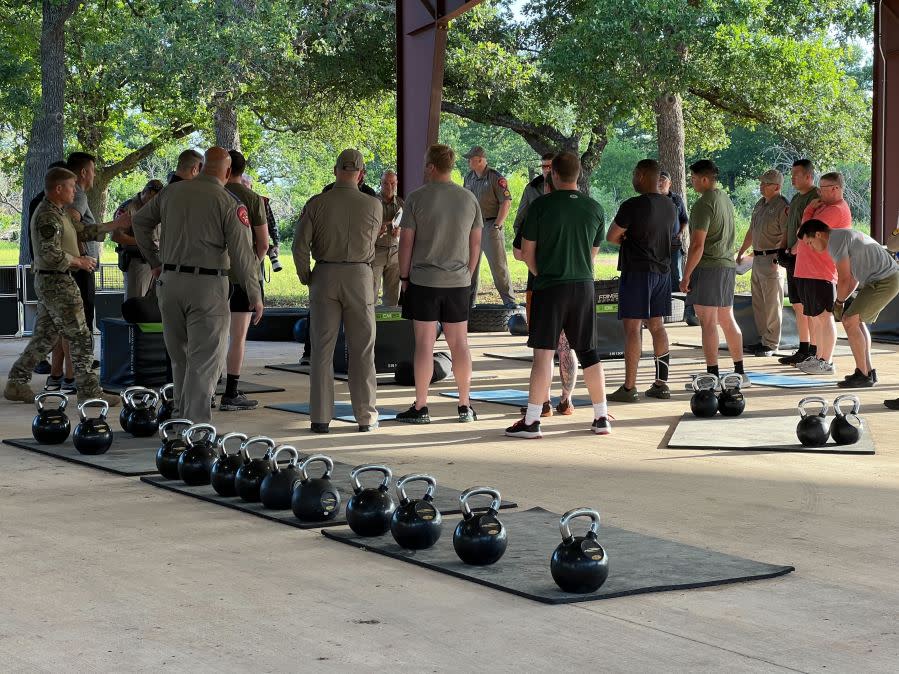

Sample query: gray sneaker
[798,357,835,375]
[219,392,259,411]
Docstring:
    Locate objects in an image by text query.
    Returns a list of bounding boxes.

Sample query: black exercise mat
[322,507,794,604]
[102,380,285,395]
[264,402,400,423]
[139,466,518,529]
[3,432,160,476]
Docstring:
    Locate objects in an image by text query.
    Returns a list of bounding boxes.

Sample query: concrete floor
[0,324,897,672]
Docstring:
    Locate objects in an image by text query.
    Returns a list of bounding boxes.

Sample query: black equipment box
[100,318,171,389]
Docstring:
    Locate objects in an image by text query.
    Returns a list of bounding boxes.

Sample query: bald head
[202,147,232,184]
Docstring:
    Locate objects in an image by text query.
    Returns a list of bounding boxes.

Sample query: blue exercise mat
[265,402,399,423]
[745,372,837,388]
[441,389,593,408]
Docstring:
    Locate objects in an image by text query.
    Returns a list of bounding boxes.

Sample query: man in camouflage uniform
[5,167,126,404]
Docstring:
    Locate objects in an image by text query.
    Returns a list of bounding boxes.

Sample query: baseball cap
[335,149,365,171]
[759,169,784,186]
[463,146,486,160]
[659,170,671,180]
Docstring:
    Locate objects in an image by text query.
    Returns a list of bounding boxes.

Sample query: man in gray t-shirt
[396,144,483,425]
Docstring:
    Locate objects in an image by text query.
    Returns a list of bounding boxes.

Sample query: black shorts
[784,256,801,304]
[401,282,469,323]
[794,278,835,317]
[229,281,264,312]
[617,271,672,319]
[528,280,595,351]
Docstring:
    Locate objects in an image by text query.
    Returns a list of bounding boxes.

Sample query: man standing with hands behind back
[373,170,404,306]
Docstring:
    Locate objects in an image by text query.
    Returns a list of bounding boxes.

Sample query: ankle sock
[654,352,670,382]
[525,403,543,425]
[592,401,608,419]
[798,341,809,354]
[809,344,818,356]
[734,360,745,374]
[225,374,240,397]
[707,364,719,376]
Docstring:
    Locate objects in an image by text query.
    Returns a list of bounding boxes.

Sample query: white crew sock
[592,401,608,419]
[525,403,543,425]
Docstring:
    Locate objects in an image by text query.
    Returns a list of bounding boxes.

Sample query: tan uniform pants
[309,263,377,426]
[469,220,515,307]
[157,271,230,424]
[125,260,154,299]
[751,253,784,349]
[372,245,400,306]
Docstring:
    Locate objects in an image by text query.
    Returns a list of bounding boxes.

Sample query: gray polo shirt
[73,185,101,259]
[828,229,899,286]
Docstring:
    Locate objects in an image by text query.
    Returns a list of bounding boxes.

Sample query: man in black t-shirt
[606,159,676,402]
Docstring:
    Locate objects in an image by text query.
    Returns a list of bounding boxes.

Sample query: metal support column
[872,0,899,242]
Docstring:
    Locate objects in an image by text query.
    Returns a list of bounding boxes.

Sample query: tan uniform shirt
[376,194,404,250]
[225,181,266,283]
[132,174,261,303]
[292,182,382,285]
[31,199,104,272]
[750,194,789,251]
[463,167,511,220]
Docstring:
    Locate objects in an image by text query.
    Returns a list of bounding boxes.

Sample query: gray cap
[335,148,365,172]
[759,169,784,186]
[463,145,486,160]
[659,170,671,180]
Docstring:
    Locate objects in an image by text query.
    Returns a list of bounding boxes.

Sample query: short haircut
[66,152,96,174]
[382,170,397,179]
[228,149,247,176]
[635,158,661,178]
[552,151,581,183]
[176,149,204,172]
[425,144,454,173]
[45,166,77,193]
[797,219,831,239]
[48,160,67,170]
[819,171,844,187]
[793,158,814,174]
[689,159,719,178]
[540,152,555,162]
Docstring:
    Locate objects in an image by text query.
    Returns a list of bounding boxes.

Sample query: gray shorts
[687,266,736,307]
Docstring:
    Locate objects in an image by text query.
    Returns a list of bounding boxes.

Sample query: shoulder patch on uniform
[38,223,58,240]
[498,177,508,189]
[236,204,251,227]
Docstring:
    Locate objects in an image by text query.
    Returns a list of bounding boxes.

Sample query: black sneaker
[61,378,77,394]
[43,376,62,392]
[458,405,477,422]
[310,422,330,434]
[505,418,542,439]
[396,404,430,424]
[884,398,899,410]
[645,382,671,399]
[518,401,552,417]
[837,368,875,389]
[219,392,259,411]
[748,343,774,357]
[591,417,612,435]
[608,385,639,403]
[871,369,878,383]
[33,360,52,375]
[778,350,809,365]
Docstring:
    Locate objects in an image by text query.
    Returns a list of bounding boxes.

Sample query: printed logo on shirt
[236,205,251,227]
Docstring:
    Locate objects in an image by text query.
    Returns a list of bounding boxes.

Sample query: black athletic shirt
[613,193,675,274]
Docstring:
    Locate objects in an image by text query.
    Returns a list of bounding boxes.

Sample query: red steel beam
[872,0,899,242]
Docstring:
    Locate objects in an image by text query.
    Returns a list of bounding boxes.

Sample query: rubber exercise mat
[665,411,875,455]
[139,468,517,530]
[264,402,399,423]
[441,389,593,408]
[102,380,285,395]
[321,507,794,604]
[3,432,160,476]
[745,372,837,388]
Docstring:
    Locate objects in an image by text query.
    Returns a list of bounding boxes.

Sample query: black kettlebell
[118,386,144,433]
[796,396,830,447]
[390,474,443,550]
[345,464,396,537]
[126,388,159,438]
[453,486,508,566]
[690,374,719,418]
[259,445,302,510]
[210,431,248,497]
[291,454,341,522]
[508,313,528,337]
[717,373,746,417]
[157,384,175,424]
[72,399,113,455]
[234,435,276,502]
[31,392,71,445]
[155,418,192,480]
[177,423,218,485]
[830,394,863,445]
[550,507,609,593]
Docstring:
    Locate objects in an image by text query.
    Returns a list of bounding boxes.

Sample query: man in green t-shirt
[681,159,746,383]
[506,151,611,439]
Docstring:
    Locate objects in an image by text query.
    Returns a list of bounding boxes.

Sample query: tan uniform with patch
[373,194,404,306]
[463,166,515,306]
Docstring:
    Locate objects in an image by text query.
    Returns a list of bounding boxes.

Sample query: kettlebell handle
[833,394,861,417]
[239,435,276,458]
[299,454,334,481]
[269,444,300,471]
[35,391,68,411]
[120,386,145,406]
[559,507,601,542]
[460,486,502,519]
[692,373,719,392]
[130,388,159,409]
[350,464,392,491]
[182,423,217,447]
[798,396,829,418]
[719,373,743,391]
[77,398,109,420]
[396,473,437,503]
[159,383,175,402]
[159,418,193,441]
[216,431,248,456]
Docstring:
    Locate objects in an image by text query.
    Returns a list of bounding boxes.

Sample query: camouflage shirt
[31,198,103,272]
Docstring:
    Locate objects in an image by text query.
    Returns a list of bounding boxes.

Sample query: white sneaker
[798,357,835,375]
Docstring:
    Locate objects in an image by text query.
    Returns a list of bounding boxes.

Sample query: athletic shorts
[783,256,801,305]
[401,282,469,323]
[229,281,264,313]
[844,273,899,323]
[528,280,595,352]
[686,266,736,308]
[618,271,672,319]
[794,278,835,317]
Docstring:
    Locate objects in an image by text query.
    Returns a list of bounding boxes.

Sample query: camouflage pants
[8,273,101,396]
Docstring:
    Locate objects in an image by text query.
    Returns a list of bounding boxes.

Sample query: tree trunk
[654,93,687,198]
[214,98,240,150]
[19,0,81,264]
[87,179,109,222]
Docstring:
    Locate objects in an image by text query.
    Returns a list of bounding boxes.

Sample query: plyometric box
[332,308,415,374]
[100,318,172,390]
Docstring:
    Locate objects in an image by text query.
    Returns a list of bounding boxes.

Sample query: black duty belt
[36,270,71,275]
[317,261,368,265]
[163,264,229,276]
[754,249,781,256]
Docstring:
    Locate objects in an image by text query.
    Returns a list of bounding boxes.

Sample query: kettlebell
[452,487,508,566]
[550,507,609,593]
[157,384,175,424]
[390,474,443,550]
[345,464,396,537]
[259,445,302,510]
[830,394,863,445]
[717,373,746,417]
[155,418,192,480]
[234,435,276,502]
[690,374,720,418]
[31,392,71,445]
[291,454,341,522]
[796,396,830,447]
[72,399,113,455]
[118,386,145,433]
[210,431,248,497]
[177,423,218,485]
[126,388,159,438]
